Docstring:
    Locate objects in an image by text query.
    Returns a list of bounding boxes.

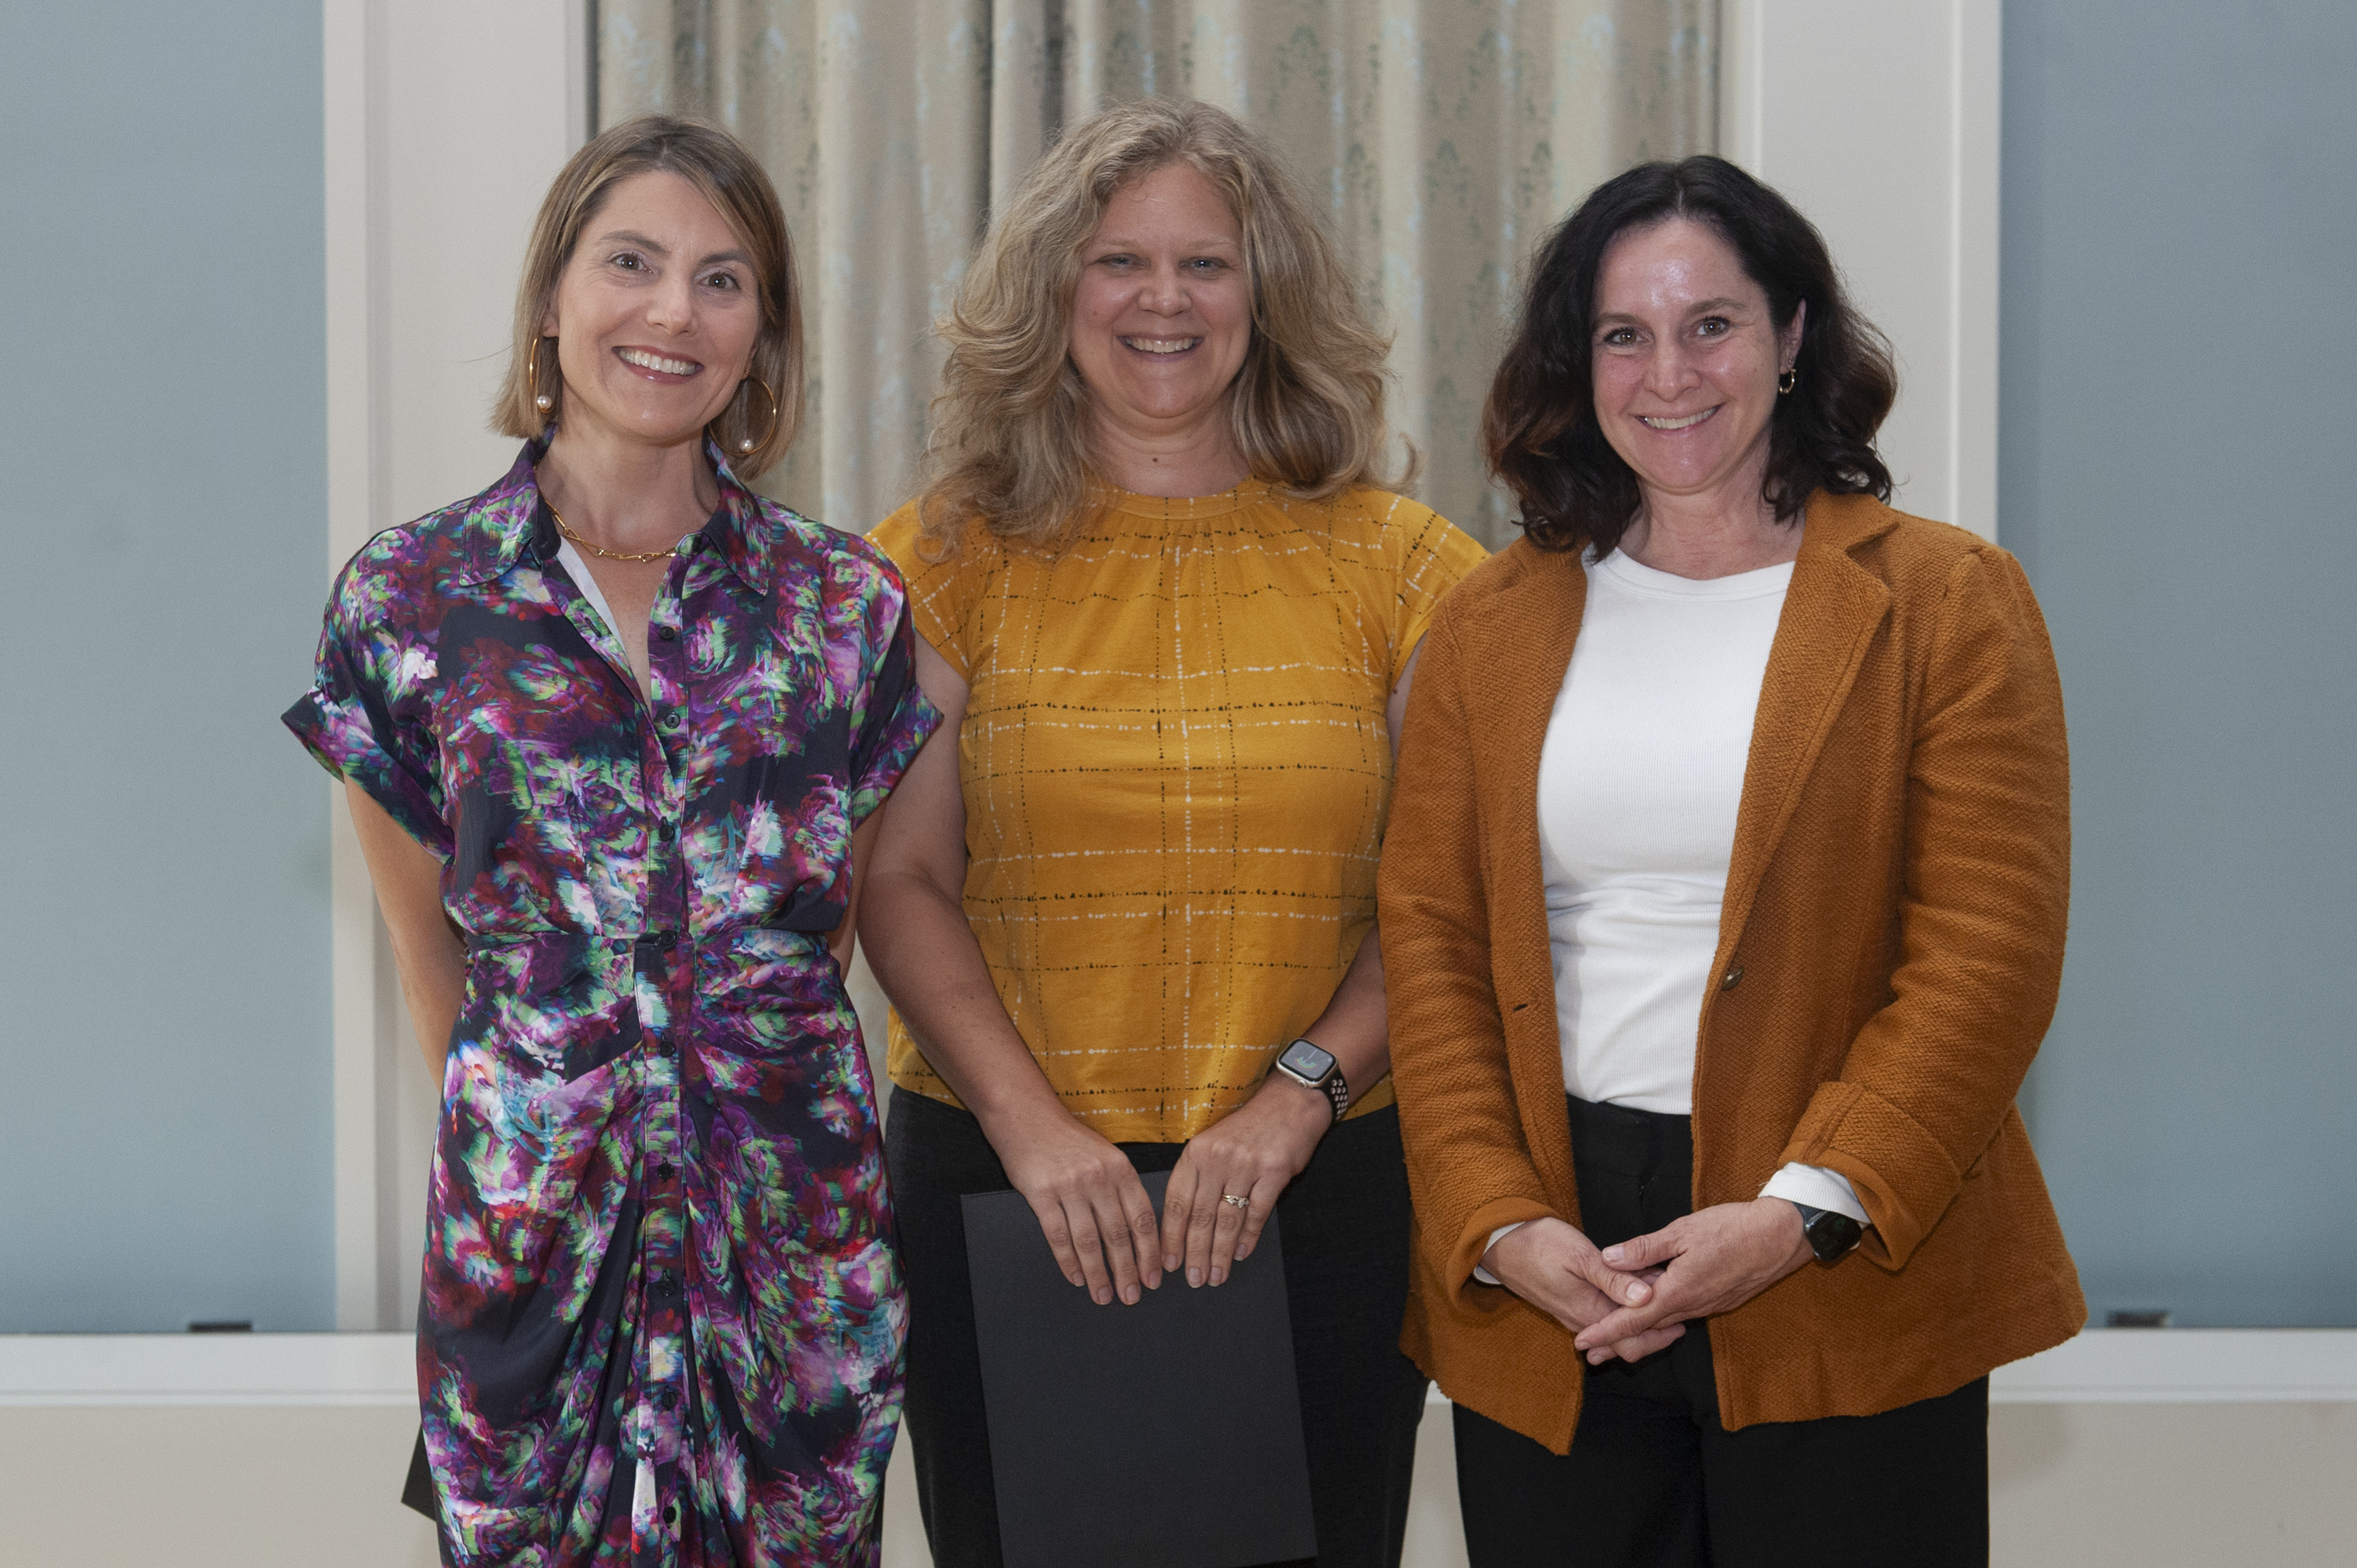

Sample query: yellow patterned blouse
[870,481,1486,1143]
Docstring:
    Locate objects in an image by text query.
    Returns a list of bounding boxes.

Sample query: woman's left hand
[1160,1077,1332,1289]
[1571,1198,1817,1364]
[1147,653,1422,1289]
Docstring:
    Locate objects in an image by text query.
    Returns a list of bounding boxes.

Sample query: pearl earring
[528,338,557,416]
[732,374,781,459]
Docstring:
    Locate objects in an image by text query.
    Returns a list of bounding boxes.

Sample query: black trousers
[886,1089,1430,1568]
[1452,1095,1988,1568]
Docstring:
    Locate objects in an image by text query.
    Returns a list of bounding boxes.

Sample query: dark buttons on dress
[659,710,685,734]
[656,1162,676,1180]
[1720,962,1745,992]
[636,930,678,950]
[656,626,677,642]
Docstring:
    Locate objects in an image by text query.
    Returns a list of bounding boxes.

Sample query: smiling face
[1590,216,1804,511]
[1068,161,1253,451]
[541,169,764,454]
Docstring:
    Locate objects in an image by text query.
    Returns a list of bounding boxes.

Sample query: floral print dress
[286,440,938,1567]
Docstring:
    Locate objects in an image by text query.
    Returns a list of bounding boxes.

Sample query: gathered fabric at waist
[458,926,835,995]
[461,920,834,952]
[459,925,833,973]
[454,926,846,1067]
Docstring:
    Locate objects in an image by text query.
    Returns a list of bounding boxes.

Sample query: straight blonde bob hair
[493,115,804,477]
[921,97,1409,555]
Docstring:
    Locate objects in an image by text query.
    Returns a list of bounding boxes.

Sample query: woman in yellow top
[862,99,1484,1566]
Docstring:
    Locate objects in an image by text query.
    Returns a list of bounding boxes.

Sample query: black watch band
[1273,1038,1349,1123]
[1792,1202,1865,1263]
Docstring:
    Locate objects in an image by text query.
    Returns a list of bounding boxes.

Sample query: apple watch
[1272,1038,1349,1123]
[1791,1202,1865,1263]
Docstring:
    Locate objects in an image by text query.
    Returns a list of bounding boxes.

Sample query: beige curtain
[598,2,1717,548]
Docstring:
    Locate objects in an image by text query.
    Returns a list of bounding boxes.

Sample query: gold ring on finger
[1221,1193,1250,1211]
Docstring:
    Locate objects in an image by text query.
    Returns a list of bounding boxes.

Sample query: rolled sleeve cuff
[1453,1197,1557,1298]
[282,690,451,859]
[1778,1081,1959,1268]
[1759,1162,1871,1225]
[1471,1222,1530,1286]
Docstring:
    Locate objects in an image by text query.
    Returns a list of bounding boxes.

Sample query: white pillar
[319,0,588,1330]
[1720,0,2002,540]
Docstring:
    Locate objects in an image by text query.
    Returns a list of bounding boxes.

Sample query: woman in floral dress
[285,117,937,1566]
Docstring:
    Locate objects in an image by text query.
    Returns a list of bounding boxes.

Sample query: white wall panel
[321,0,585,1330]
[1721,0,1999,537]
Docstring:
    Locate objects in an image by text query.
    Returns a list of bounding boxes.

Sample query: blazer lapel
[1717,497,1895,959]
[1468,544,1587,1200]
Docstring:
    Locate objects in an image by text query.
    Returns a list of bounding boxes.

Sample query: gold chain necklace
[546,501,678,564]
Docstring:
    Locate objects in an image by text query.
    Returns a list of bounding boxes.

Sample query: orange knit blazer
[1379,492,2086,1451]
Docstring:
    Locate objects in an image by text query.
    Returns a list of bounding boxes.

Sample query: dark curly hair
[1484,155,1896,556]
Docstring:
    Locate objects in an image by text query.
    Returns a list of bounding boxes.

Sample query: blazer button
[1720,962,1745,992]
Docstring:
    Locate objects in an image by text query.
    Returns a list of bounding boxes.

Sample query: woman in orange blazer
[1381,156,2084,1566]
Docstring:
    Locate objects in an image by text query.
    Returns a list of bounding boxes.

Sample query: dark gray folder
[961,1170,1317,1568]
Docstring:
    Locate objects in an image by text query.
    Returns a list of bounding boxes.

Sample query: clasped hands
[990,1071,1333,1306]
[1483,1198,1818,1365]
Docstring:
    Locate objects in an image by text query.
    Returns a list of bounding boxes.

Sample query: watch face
[1805,1210,1864,1261]
[1277,1039,1336,1082]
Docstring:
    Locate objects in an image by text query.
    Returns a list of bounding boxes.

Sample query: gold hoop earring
[529,337,558,417]
[1777,368,1798,395]
[731,374,781,456]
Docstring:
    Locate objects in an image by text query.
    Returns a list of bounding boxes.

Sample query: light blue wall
[2004,2,2356,1324]
[0,3,332,1331]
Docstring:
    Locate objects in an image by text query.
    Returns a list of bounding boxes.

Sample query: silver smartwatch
[1273,1038,1349,1123]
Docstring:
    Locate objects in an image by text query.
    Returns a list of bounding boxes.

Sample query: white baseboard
[1986,1328,2357,1404]
[0,1333,413,1407]
[1417,1328,2357,1407]
[6,1328,2351,1409]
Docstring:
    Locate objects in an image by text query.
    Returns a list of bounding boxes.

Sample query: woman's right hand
[1484,1218,1686,1362]
[984,1099,1166,1306]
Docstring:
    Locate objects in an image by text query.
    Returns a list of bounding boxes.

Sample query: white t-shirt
[1475,547,1863,1281]
[1539,548,1790,1111]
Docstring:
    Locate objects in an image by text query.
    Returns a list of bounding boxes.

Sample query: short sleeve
[867,500,992,681]
[846,583,943,823]
[281,545,453,859]
[1377,495,1489,686]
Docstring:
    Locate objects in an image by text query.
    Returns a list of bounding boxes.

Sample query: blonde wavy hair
[493,116,804,477]
[921,97,1410,555]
